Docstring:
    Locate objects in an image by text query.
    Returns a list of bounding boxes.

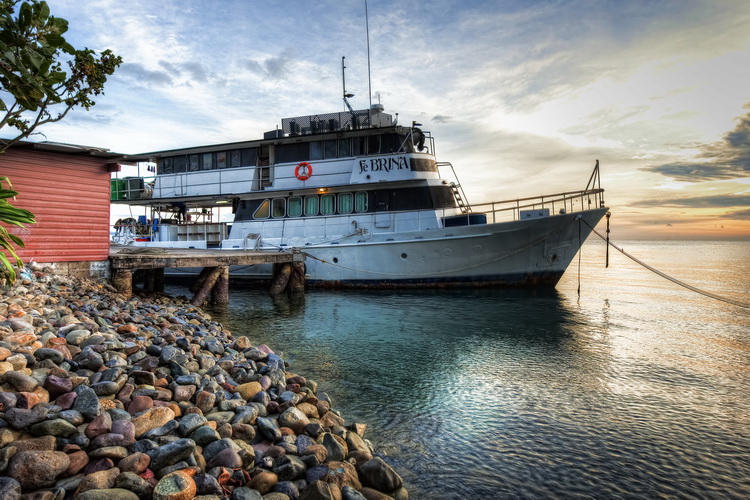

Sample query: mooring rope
[581,219,750,310]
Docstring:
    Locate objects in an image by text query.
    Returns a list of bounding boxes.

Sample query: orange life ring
[295,162,313,181]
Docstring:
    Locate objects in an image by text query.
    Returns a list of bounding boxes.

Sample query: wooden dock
[109,246,305,305]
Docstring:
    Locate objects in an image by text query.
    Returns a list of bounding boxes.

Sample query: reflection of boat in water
[113,97,608,288]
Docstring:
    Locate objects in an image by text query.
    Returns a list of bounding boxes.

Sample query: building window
[253,200,270,219]
[338,193,353,214]
[272,198,286,218]
[320,194,336,215]
[304,196,319,216]
[288,197,303,217]
[355,192,368,212]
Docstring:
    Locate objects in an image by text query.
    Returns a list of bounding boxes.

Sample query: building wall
[2,148,112,265]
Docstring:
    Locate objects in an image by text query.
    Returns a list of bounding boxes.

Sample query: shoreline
[0,270,407,500]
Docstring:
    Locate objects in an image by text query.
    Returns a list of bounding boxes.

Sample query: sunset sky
[5,0,750,240]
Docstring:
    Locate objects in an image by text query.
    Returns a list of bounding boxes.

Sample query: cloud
[242,49,296,80]
[636,194,750,209]
[642,105,750,181]
[724,208,750,220]
[119,62,174,87]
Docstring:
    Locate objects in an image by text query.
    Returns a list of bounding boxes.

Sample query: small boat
[113,98,608,288]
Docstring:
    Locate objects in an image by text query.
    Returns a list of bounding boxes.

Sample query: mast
[365,0,372,107]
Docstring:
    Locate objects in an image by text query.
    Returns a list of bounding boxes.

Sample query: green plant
[0,176,35,285]
[0,0,122,153]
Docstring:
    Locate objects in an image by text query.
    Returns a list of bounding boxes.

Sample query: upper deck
[112,106,437,207]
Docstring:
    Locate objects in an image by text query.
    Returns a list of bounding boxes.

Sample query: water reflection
[173,243,750,499]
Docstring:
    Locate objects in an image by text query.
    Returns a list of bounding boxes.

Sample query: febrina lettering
[359,156,409,174]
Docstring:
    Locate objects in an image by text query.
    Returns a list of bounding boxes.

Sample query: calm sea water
[176,240,750,499]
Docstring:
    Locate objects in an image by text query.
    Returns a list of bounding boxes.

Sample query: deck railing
[469,188,606,224]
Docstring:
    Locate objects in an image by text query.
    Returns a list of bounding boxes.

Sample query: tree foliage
[0,176,35,286]
[0,0,122,152]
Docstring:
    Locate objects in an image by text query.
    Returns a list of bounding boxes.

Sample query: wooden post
[289,261,306,293]
[153,268,165,292]
[113,269,133,299]
[211,266,230,304]
[191,267,213,293]
[269,263,292,295]
[191,267,222,306]
[144,269,156,292]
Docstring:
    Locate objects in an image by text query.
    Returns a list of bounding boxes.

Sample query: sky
[4,0,750,240]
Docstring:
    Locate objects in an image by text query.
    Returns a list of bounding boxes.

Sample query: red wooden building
[1,141,126,278]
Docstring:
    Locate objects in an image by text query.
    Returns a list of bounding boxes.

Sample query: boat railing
[468,188,606,224]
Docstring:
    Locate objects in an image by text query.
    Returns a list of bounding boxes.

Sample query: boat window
[189,155,200,172]
[304,196,319,216]
[367,135,380,154]
[355,192,368,212]
[230,150,242,167]
[253,199,270,219]
[276,143,307,163]
[173,156,187,173]
[339,138,351,157]
[272,198,286,218]
[321,194,336,215]
[338,193,353,214]
[288,197,303,217]
[241,148,258,166]
[202,153,215,170]
[310,141,323,160]
[161,157,173,174]
[324,140,337,159]
[217,152,228,169]
[352,137,365,156]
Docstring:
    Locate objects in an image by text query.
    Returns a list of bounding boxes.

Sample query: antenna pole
[342,56,346,111]
[365,0,372,107]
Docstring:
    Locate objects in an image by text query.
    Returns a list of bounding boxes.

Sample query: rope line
[581,220,750,310]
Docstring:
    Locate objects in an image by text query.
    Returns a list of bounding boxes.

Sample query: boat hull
[252,207,608,288]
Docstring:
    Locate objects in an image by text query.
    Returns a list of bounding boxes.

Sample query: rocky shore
[0,270,407,500]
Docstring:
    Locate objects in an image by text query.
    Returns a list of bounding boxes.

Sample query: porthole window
[288,197,303,217]
[355,192,368,212]
[338,193,353,214]
[271,198,286,218]
[253,200,270,219]
[321,194,336,215]
[304,196,319,216]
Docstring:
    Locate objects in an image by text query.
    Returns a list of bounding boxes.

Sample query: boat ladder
[438,161,471,214]
[450,182,470,213]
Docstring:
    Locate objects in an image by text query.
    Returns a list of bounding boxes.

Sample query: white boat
[113,102,608,288]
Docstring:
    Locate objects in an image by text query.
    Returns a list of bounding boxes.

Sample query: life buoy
[295,162,313,181]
